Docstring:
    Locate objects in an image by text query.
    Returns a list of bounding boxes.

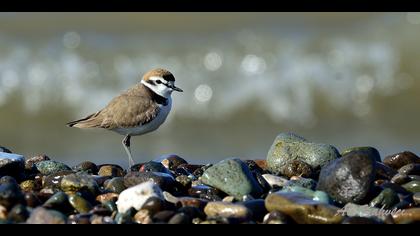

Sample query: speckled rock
[72,161,98,174]
[26,207,67,224]
[43,170,75,190]
[104,177,126,194]
[35,160,71,176]
[0,152,25,177]
[266,132,340,176]
[383,151,420,170]
[401,180,420,193]
[317,151,376,204]
[265,191,343,224]
[60,173,100,196]
[116,181,164,214]
[341,146,381,162]
[98,164,125,177]
[25,155,50,171]
[369,188,399,209]
[201,158,263,200]
[204,201,252,221]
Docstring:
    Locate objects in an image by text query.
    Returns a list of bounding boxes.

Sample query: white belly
[112,97,172,136]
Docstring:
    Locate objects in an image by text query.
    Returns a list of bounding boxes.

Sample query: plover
[67,68,183,167]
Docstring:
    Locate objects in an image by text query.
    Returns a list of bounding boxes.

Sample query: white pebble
[116,181,163,213]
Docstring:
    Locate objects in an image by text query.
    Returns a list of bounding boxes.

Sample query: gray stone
[26,207,67,224]
[35,160,71,175]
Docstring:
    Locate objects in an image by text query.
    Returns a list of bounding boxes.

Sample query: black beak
[170,85,183,92]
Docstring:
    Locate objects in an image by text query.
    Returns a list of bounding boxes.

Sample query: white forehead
[149,76,166,82]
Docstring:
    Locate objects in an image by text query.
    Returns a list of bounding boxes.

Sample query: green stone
[104,177,126,194]
[201,158,263,200]
[267,132,340,175]
[369,188,399,209]
[35,161,71,175]
[68,193,93,213]
[402,180,420,193]
[341,146,381,162]
[60,173,100,196]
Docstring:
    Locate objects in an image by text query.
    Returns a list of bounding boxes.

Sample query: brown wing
[98,94,160,129]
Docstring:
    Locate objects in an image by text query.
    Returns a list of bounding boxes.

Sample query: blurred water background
[0,12,419,167]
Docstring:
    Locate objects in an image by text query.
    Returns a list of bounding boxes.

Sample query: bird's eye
[156,80,162,84]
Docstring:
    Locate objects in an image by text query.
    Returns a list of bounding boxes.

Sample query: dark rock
[104,177,126,194]
[398,163,420,175]
[43,191,72,212]
[317,151,376,204]
[26,207,67,224]
[35,160,71,176]
[413,193,420,206]
[201,158,263,200]
[0,147,12,153]
[114,208,136,224]
[60,173,100,196]
[0,152,25,178]
[98,164,125,177]
[188,185,226,201]
[263,211,291,224]
[152,210,176,223]
[140,196,165,215]
[139,161,168,173]
[369,188,399,209]
[123,171,175,191]
[25,155,50,171]
[376,162,398,180]
[379,181,411,195]
[7,204,29,223]
[72,161,98,174]
[342,217,382,224]
[341,146,381,162]
[391,173,411,185]
[168,213,191,224]
[68,213,92,224]
[241,199,267,222]
[43,170,75,190]
[383,151,420,170]
[24,192,42,208]
[282,160,314,178]
[0,182,25,210]
[160,154,188,171]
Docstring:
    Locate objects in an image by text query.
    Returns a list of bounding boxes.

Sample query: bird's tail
[66,113,100,128]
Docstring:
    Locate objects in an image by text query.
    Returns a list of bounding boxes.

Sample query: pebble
[383,151,420,170]
[261,174,288,188]
[285,176,317,190]
[341,146,381,162]
[317,151,376,204]
[401,180,420,193]
[153,210,176,223]
[160,154,188,171]
[391,173,411,185]
[265,191,343,224]
[134,209,152,224]
[20,180,41,192]
[96,193,119,204]
[0,152,25,178]
[116,181,164,214]
[376,162,398,180]
[35,160,71,176]
[369,188,399,209]
[72,161,98,174]
[413,193,420,205]
[282,160,314,178]
[104,177,126,194]
[60,173,100,196]
[123,171,175,191]
[140,196,165,215]
[263,211,290,224]
[0,182,25,210]
[43,170,75,190]
[204,201,252,221]
[398,163,420,175]
[168,213,191,224]
[25,155,50,171]
[339,203,394,223]
[201,158,263,200]
[266,132,340,176]
[139,161,168,173]
[68,193,93,213]
[7,204,29,223]
[98,164,125,177]
[280,186,330,204]
[43,191,70,210]
[26,207,67,224]
[389,208,420,224]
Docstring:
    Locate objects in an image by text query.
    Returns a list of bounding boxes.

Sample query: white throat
[141,79,172,98]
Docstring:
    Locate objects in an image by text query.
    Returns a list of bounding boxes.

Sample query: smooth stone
[241,199,267,221]
[391,173,411,185]
[43,191,69,209]
[380,181,411,195]
[265,191,343,224]
[282,160,313,178]
[24,192,42,208]
[0,176,17,185]
[114,208,136,224]
[369,188,399,209]
[96,193,119,204]
[0,147,12,153]
[262,174,288,188]
[0,182,24,210]
[175,175,192,187]
[152,210,176,223]
[392,208,420,224]
[139,161,168,173]
[26,207,67,224]
[342,217,383,224]
[123,171,175,191]
[266,133,340,176]
[0,205,6,220]
[201,158,263,200]
[177,206,206,220]
[413,193,420,205]
[341,147,381,162]
[263,211,290,224]
[160,154,188,171]
[409,175,420,181]
[285,177,317,190]
[192,164,212,178]
[7,204,29,223]
[35,160,71,176]
[383,151,420,170]
[72,161,98,174]
[91,215,115,224]
[279,186,330,204]
[104,177,126,194]
[401,180,420,193]
[116,181,164,214]
[68,193,93,213]
[140,196,165,215]
[168,213,191,224]
[43,170,75,189]
[338,203,395,223]
[20,180,41,192]
[98,164,125,177]
[317,151,376,204]
[68,214,92,224]
[25,155,50,171]
[134,209,153,224]
[398,163,420,175]
[163,191,208,210]
[376,162,398,180]
[102,200,118,213]
[60,173,100,196]
[204,201,252,221]
[0,152,25,177]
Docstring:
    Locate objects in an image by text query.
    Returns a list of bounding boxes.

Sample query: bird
[66,68,183,168]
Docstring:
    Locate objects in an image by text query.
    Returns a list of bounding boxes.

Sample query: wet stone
[339,203,395,223]
[398,163,420,176]
[341,146,381,162]
[376,162,398,180]
[262,174,288,188]
[383,151,420,170]
[168,212,191,224]
[124,171,175,191]
[391,173,411,185]
[25,155,50,171]
[402,180,420,193]
[413,193,420,205]
[114,208,136,224]
[369,188,399,209]
[266,132,340,176]
[60,173,100,196]
[7,204,29,223]
[98,164,125,177]
[20,180,41,192]
[91,215,115,224]
[263,211,290,224]
[153,210,176,223]
[280,186,331,204]
[104,177,126,194]
[72,161,98,174]
[201,158,263,200]
[102,200,117,213]
[188,184,226,201]
[43,191,70,209]
[68,193,93,213]
[68,213,92,224]
[0,147,12,154]
[139,161,168,173]
[204,201,252,221]
[35,160,71,176]
[24,192,42,208]
[134,209,152,224]
[96,193,119,204]
[380,181,411,195]
[282,160,314,178]
[317,151,376,204]
[160,154,188,171]
[342,217,383,224]
[0,182,25,210]
[43,170,75,190]
[265,191,343,224]
[0,152,25,178]
[26,207,67,224]
[140,196,165,215]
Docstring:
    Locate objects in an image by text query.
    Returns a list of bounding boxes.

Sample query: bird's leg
[122,135,135,168]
